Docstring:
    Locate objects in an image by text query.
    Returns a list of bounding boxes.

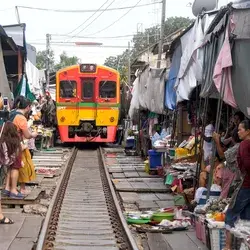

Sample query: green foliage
[54,51,80,71]
[36,50,80,71]
[36,50,55,70]
[104,17,193,83]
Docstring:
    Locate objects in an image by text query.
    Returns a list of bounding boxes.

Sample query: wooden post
[17,49,22,82]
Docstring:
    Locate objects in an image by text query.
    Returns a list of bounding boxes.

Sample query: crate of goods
[198,190,221,205]
[207,220,226,250]
[148,150,162,169]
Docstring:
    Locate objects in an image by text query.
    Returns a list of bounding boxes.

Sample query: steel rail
[36,147,78,250]
[99,147,139,250]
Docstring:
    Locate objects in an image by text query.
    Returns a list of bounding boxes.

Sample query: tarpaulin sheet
[213,21,237,108]
[231,39,250,118]
[137,65,167,114]
[129,77,140,119]
[200,12,228,98]
[0,38,11,100]
[165,45,182,110]
[175,14,215,102]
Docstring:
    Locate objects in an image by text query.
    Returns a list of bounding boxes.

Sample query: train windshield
[60,80,77,98]
[99,81,116,98]
[81,78,94,101]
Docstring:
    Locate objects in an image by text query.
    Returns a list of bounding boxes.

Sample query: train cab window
[99,81,116,98]
[81,79,94,100]
[60,81,77,98]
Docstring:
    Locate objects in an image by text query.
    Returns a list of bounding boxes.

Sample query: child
[0,121,22,224]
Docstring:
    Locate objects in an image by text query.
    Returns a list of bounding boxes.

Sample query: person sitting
[0,121,22,223]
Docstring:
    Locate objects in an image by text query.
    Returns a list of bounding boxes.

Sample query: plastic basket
[209,227,226,250]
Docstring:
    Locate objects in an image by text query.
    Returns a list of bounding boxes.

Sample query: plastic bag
[151,132,161,146]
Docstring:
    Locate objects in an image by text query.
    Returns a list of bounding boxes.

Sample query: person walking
[0,121,22,223]
[4,96,37,198]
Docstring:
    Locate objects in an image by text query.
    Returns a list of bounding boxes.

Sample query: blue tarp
[165,45,182,110]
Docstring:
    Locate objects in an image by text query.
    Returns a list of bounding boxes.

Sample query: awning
[3,24,26,48]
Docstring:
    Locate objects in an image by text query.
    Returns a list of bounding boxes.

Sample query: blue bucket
[148,150,162,168]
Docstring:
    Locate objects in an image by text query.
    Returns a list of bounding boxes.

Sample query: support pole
[157,0,166,68]
[128,41,131,86]
[15,6,21,24]
[46,34,51,91]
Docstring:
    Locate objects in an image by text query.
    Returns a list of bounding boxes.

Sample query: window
[82,79,94,100]
[60,81,77,98]
[99,81,116,98]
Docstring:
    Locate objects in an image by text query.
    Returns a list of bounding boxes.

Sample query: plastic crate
[209,227,226,250]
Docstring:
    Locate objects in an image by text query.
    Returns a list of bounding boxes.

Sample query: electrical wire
[16,2,162,13]
[86,0,143,36]
[51,33,158,39]
[31,42,130,48]
[69,0,116,39]
[66,0,110,36]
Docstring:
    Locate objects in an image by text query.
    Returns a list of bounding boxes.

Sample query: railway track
[36,147,138,250]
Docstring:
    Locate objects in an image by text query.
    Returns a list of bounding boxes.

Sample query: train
[56,64,120,143]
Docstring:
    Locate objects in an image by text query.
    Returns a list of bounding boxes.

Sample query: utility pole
[147,33,150,63]
[15,6,21,24]
[157,0,166,68]
[128,41,131,86]
[46,34,51,91]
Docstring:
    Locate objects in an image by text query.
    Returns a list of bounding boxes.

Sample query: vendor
[213,128,241,198]
[224,120,250,250]
[199,115,215,187]
[222,111,244,147]
[203,115,215,166]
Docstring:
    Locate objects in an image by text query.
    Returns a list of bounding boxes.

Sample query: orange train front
[56,64,120,143]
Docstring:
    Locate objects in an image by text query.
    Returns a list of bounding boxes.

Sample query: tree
[36,50,55,70]
[104,50,130,84]
[54,51,80,71]
[104,16,194,82]
[36,50,80,72]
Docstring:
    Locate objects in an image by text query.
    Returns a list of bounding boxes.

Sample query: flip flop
[0,217,14,224]
[1,190,10,196]
[9,192,24,199]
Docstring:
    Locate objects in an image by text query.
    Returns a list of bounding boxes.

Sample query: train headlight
[60,116,65,122]
[110,117,114,122]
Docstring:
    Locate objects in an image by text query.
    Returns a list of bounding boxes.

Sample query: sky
[0,0,230,65]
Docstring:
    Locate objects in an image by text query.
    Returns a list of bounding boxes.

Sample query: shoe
[9,192,24,199]
[1,189,10,196]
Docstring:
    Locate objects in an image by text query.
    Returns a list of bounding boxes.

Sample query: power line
[50,32,158,39]
[16,2,161,13]
[0,8,12,12]
[86,0,143,36]
[66,0,110,36]
[69,0,116,39]
[31,42,131,48]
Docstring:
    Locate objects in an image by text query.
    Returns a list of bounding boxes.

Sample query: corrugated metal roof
[0,25,18,52]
